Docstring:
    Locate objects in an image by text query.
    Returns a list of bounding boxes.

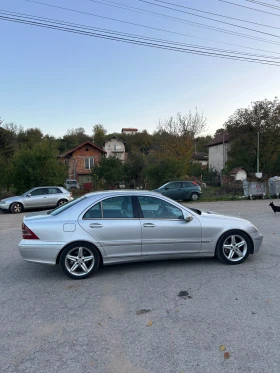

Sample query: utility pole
[257,131,260,174]
[255,131,262,178]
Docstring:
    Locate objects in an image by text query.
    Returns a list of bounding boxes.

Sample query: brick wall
[60,144,104,180]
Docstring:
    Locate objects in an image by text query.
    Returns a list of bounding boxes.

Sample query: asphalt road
[0,200,280,373]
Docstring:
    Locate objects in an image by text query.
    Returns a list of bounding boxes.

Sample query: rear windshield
[49,196,86,216]
[67,181,77,185]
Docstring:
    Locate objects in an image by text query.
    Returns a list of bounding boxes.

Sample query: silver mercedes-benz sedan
[18,190,263,279]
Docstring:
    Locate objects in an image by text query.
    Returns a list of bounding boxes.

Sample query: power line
[19,0,280,54]
[149,0,280,30]
[137,0,280,38]
[218,0,280,17]
[87,0,280,44]
[2,9,280,60]
[1,12,280,66]
[245,0,280,11]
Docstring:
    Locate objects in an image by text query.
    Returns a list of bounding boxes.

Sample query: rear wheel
[215,230,251,265]
[60,242,100,279]
[57,199,68,207]
[10,202,23,213]
[190,192,200,201]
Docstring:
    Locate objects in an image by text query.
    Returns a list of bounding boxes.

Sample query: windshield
[67,181,77,185]
[22,189,33,196]
[50,196,86,216]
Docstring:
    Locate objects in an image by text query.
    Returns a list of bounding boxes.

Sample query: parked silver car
[0,186,73,213]
[64,179,80,190]
[18,190,263,279]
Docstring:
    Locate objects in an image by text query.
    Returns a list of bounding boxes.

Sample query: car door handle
[89,223,103,228]
[142,223,156,228]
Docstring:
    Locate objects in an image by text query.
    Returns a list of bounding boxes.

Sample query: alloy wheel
[11,203,22,213]
[65,246,95,277]
[222,234,248,262]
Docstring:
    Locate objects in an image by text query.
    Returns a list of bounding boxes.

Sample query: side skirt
[103,252,214,266]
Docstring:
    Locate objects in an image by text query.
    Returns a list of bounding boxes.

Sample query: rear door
[23,188,49,208]
[137,196,202,256]
[48,187,63,207]
[78,195,142,258]
[182,182,199,199]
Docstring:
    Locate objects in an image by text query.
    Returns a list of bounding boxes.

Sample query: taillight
[22,223,39,240]
[192,182,197,185]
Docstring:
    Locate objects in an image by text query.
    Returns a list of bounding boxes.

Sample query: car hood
[188,207,247,221]
[200,210,244,220]
[1,196,23,203]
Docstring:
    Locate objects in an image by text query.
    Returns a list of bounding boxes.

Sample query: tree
[11,141,68,193]
[58,128,92,153]
[144,156,187,189]
[214,128,226,137]
[124,149,147,187]
[155,110,207,163]
[92,156,124,188]
[92,124,107,147]
[16,128,44,149]
[157,110,207,138]
[0,127,15,159]
[194,135,212,153]
[225,98,280,174]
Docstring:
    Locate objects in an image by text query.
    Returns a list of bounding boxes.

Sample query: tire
[215,230,251,265]
[10,202,23,214]
[57,199,68,207]
[190,192,200,201]
[60,242,100,279]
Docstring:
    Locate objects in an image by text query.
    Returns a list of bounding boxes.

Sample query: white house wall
[104,138,126,161]
[208,143,231,172]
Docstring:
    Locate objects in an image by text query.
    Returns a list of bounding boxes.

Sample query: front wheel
[10,202,23,213]
[215,230,251,265]
[60,242,100,279]
[190,192,200,201]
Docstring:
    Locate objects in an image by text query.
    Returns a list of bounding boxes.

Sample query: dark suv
[153,181,202,201]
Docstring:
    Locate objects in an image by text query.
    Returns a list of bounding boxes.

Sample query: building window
[85,158,94,169]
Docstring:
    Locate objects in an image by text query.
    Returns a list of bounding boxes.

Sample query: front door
[161,182,182,200]
[137,196,202,256]
[78,196,142,258]
[23,188,49,209]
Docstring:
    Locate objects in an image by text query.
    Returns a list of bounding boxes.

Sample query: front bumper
[0,204,10,211]
[251,232,263,253]
[19,240,65,265]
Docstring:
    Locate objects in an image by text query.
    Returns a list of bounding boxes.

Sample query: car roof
[85,190,164,199]
[32,186,65,189]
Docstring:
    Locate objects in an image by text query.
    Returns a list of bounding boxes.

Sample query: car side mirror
[27,193,31,197]
[184,215,193,223]
[165,187,169,190]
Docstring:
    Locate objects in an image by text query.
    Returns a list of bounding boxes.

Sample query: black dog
[269,202,280,214]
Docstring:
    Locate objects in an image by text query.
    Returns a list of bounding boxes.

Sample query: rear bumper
[19,240,64,265]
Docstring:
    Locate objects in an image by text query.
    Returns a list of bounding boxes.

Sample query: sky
[1,0,280,138]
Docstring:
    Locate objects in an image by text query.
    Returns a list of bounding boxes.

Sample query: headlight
[0,201,6,204]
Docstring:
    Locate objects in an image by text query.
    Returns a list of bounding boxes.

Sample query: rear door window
[84,196,134,219]
[48,187,62,194]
